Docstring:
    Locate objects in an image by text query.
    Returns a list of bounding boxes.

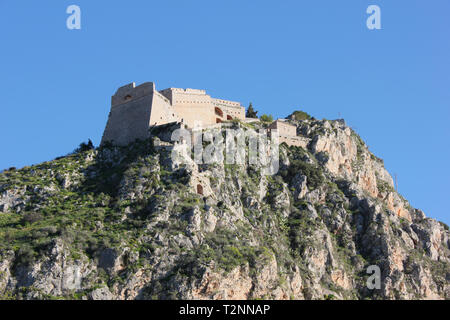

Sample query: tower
[101,81,246,146]
[101,82,178,146]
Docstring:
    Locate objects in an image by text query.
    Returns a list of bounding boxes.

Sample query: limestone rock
[0,118,448,300]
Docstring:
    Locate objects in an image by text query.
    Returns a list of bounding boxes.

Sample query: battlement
[213,98,242,108]
[160,87,207,95]
[111,82,156,107]
[159,87,243,109]
[102,80,304,148]
[104,80,298,146]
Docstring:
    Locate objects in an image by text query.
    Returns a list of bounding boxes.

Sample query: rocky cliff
[0,118,449,300]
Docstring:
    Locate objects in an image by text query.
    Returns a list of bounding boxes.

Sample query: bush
[287,206,317,253]
[260,114,273,122]
[21,212,43,225]
[74,139,95,153]
[290,110,311,121]
[281,159,324,190]
[15,244,37,266]
[439,221,449,231]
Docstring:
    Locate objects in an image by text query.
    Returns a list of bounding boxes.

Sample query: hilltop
[0,118,449,300]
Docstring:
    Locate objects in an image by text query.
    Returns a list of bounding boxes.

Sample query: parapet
[212,98,242,108]
[114,82,136,96]
[111,82,156,107]
[161,87,207,95]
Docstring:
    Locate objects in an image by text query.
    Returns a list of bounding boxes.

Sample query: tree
[290,110,311,121]
[246,102,258,118]
[75,139,95,153]
[260,114,273,122]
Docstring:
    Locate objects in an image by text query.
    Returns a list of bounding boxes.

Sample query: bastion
[100,81,300,147]
[101,82,246,146]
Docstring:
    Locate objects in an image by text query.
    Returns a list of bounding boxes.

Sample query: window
[215,107,224,117]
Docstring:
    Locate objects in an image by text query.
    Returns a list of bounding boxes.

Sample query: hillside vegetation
[0,119,448,300]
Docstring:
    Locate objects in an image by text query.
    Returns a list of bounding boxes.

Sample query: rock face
[0,119,448,300]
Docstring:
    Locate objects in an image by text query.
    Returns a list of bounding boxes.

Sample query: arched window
[196,184,204,195]
[216,118,222,124]
[124,94,132,101]
[227,115,233,120]
[215,107,223,117]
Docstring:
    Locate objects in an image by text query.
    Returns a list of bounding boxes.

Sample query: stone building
[101,81,301,147]
[159,87,245,128]
[269,119,309,148]
[101,82,245,146]
[269,119,297,137]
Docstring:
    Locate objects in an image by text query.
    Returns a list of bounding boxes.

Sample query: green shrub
[74,139,94,153]
[21,212,43,225]
[260,114,273,122]
[15,244,37,266]
[290,110,311,121]
[439,221,449,231]
[281,159,324,190]
[377,180,394,194]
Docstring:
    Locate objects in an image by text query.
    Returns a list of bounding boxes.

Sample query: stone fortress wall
[101,81,301,147]
[159,87,245,128]
[101,82,178,146]
[159,88,216,128]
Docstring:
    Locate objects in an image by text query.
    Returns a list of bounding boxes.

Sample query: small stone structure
[101,81,303,147]
[269,119,297,136]
[269,119,309,148]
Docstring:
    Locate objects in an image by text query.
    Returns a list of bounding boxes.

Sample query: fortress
[101,81,306,147]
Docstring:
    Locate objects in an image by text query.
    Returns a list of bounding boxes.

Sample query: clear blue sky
[1,1,449,224]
